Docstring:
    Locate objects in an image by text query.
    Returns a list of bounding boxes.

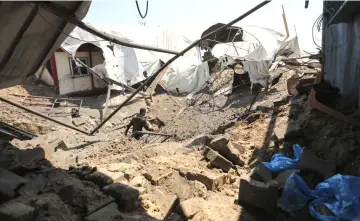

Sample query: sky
[84,0,324,53]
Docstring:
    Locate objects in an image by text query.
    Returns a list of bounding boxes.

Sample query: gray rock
[0,201,34,221]
[18,174,47,196]
[203,147,233,172]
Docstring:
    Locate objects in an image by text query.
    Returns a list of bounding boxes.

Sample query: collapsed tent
[61,25,210,93]
[200,24,301,87]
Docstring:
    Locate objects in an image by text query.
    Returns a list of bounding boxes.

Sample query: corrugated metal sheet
[0,1,91,89]
[323,4,360,103]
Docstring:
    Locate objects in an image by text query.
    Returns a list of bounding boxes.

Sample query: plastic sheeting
[281,173,360,221]
[262,144,304,173]
[62,25,209,93]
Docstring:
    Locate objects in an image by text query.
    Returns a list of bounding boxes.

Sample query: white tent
[61,25,210,93]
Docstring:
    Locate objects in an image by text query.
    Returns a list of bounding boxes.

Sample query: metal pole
[75,58,148,97]
[37,2,179,55]
[135,131,173,137]
[89,0,272,135]
[282,5,290,38]
[0,96,88,135]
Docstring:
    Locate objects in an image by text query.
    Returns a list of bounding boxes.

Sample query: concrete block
[58,184,114,216]
[177,198,205,219]
[238,178,278,215]
[297,150,336,179]
[84,171,113,188]
[142,189,178,220]
[0,168,27,201]
[209,135,244,166]
[249,163,273,182]
[144,168,173,185]
[181,168,228,191]
[18,174,47,196]
[103,183,140,212]
[0,201,34,221]
[203,147,233,172]
[274,169,299,189]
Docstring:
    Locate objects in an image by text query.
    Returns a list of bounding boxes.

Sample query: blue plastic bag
[262,144,304,173]
[281,173,360,221]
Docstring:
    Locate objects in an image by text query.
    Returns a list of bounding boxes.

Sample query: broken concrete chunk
[203,147,233,172]
[72,117,86,127]
[181,168,228,191]
[58,183,114,216]
[103,183,140,212]
[0,168,27,201]
[209,136,244,166]
[184,134,215,148]
[84,171,113,188]
[85,202,157,221]
[18,174,47,196]
[273,121,303,142]
[84,202,121,221]
[209,134,230,150]
[296,150,336,179]
[249,163,273,182]
[141,189,178,220]
[177,197,205,219]
[144,168,173,185]
[129,175,146,187]
[34,193,79,221]
[238,178,278,215]
[0,201,35,221]
[274,169,299,189]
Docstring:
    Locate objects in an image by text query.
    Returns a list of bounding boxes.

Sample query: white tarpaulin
[62,25,210,93]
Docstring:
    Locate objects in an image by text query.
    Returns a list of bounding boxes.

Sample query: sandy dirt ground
[1,62,360,221]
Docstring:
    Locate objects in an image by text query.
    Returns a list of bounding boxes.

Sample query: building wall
[323,3,360,107]
[35,66,54,86]
[55,51,105,95]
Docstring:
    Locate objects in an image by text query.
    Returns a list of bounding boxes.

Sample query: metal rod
[135,131,172,137]
[38,2,179,55]
[75,58,148,97]
[89,0,271,135]
[0,96,88,135]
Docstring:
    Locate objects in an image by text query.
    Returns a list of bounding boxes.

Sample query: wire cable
[136,0,149,19]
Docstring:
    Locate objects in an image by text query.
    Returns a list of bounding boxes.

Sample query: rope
[136,0,149,19]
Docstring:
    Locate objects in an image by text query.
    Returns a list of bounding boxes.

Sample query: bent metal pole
[89,0,272,135]
[0,96,89,135]
[38,2,179,55]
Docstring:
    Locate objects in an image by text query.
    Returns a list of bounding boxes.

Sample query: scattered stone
[129,175,146,187]
[72,117,86,127]
[12,148,45,173]
[103,183,140,212]
[142,189,178,220]
[203,147,233,172]
[244,112,262,124]
[193,181,207,198]
[184,134,215,148]
[84,171,113,188]
[231,141,245,154]
[238,178,278,215]
[34,193,79,221]
[0,168,28,201]
[274,169,299,189]
[180,168,228,191]
[297,150,336,179]
[18,174,47,196]
[85,202,157,221]
[124,169,141,181]
[209,135,244,166]
[273,121,303,142]
[249,163,273,182]
[177,198,205,219]
[144,168,173,185]
[58,183,114,216]
[84,202,121,221]
[97,168,125,183]
[253,102,274,112]
[0,201,35,221]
